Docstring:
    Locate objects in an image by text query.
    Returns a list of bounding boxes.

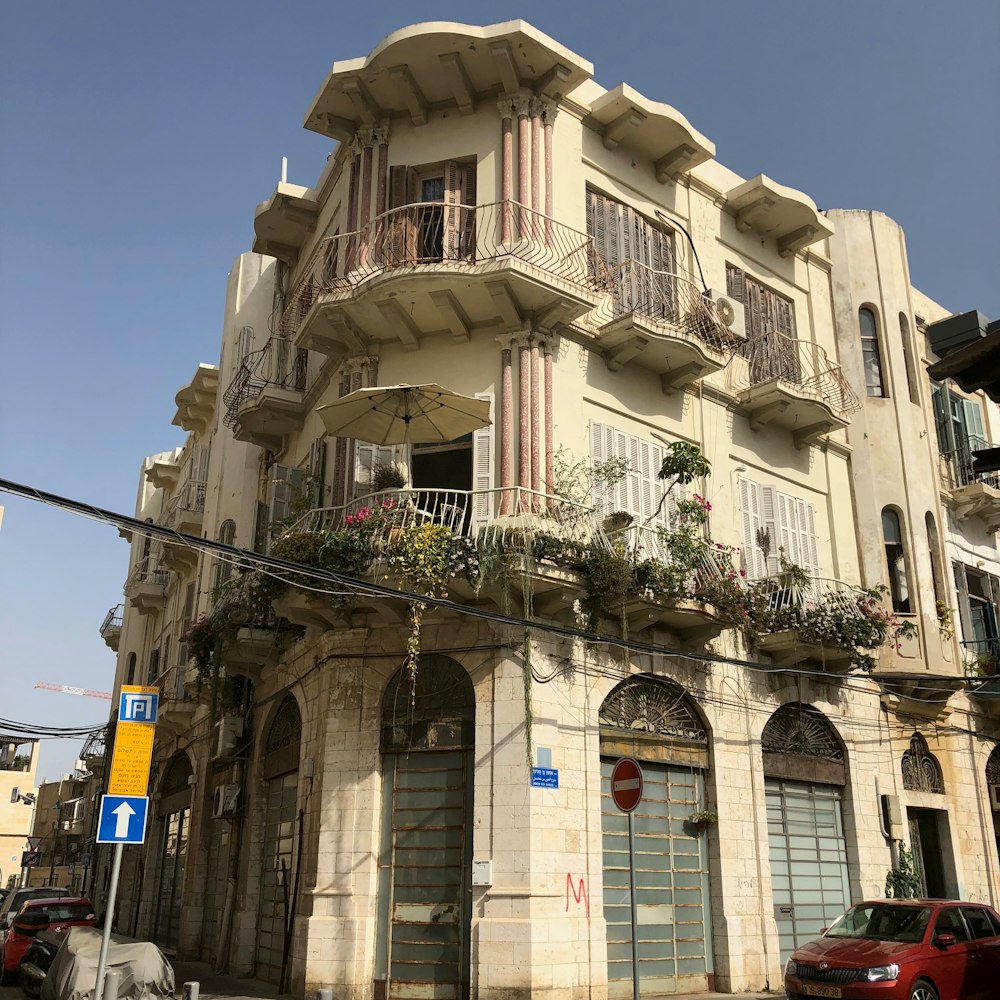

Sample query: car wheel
[19,968,39,999]
[910,981,939,1000]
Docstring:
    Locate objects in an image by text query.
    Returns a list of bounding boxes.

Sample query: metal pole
[628,810,639,1000]
[93,842,123,1000]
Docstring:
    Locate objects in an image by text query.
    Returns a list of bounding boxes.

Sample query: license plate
[803,986,842,999]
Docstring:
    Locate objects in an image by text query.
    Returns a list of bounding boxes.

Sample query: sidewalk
[169,960,290,1000]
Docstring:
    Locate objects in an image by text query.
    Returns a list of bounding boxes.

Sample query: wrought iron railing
[734,331,860,416]
[620,523,746,593]
[100,604,123,639]
[223,336,310,427]
[276,200,603,339]
[158,665,193,704]
[759,573,870,621]
[287,486,609,556]
[592,259,741,353]
[164,479,207,524]
[963,638,1000,678]
[940,435,1000,491]
[127,554,169,589]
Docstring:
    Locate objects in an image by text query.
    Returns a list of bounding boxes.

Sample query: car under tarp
[40,926,174,1000]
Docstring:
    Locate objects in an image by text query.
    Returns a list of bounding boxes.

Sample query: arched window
[925,512,945,609]
[126,652,137,686]
[901,732,944,793]
[898,313,920,404]
[213,519,237,591]
[859,307,886,397]
[882,508,910,613]
[761,702,846,783]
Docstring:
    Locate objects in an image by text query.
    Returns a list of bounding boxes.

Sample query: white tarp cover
[40,926,174,1000]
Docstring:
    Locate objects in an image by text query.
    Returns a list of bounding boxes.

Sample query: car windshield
[826,904,932,943]
[28,904,93,923]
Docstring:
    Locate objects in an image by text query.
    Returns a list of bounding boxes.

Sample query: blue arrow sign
[97,795,149,845]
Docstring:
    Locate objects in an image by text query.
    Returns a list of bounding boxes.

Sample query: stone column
[498,335,514,514]
[332,365,351,506]
[542,103,557,245]
[345,135,362,268]
[374,122,390,258]
[517,332,531,494]
[497,99,515,244]
[530,98,542,239]
[358,127,375,265]
[543,336,558,497]
[343,362,365,502]
[530,335,541,498]
[513,94,531,240]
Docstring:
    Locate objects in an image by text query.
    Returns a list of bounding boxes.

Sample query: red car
[0,897,96,982]
[784,899,1000,1000]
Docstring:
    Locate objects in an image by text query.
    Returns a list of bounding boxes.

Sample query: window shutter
[471,393,495,531]
[388,165,416,266]
[931,382,950,453]
[269,465,305,526]
[760,485,779,577]
[963,398,985,448]
[952,562,973,644]
[309,438,329,506]
[726,264,746,303]
[237,325,254,363]
[740,478,761,579]
[776,492,797,567]
[443,160,461,260]
[353,441,378,496]
[797,499,819,576]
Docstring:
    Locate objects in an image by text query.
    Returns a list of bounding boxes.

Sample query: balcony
[938,438,1000,532]
[732,332,860,447]
[158,665,196,735]
[173,364,219,435]
[100,604,123,651]
[222,337,312,450]
[592,260,742,389]
[280,201,602,357]
[754,574,886,671]
[964,638,1000,712]
[124,553,169,616]
[161,479,207,574]
[252,182,320,264]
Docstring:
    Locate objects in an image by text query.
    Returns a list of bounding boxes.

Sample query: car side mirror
[936,932,957,948]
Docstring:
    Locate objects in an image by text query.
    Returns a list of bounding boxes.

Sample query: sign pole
[627,810,639,1000]
[93,841,123,1000]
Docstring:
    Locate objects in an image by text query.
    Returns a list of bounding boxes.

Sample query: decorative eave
[725,174,834,257]
[145,456,181,491]
[303,20,593,139]
[252,183,320,264]
[874,674,964,722]
[172,364,219,435]
[584,83,715,182]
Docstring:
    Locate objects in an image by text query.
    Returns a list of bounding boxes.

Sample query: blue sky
[1,0,998,782]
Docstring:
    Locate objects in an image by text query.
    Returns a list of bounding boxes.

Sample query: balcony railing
[100,604,123,639]
[940,435,1000,491]
[734,331,860,417]
[159,665,192,703]
[963,638,1000,678]
[761,573,870,622]
[288,486,609,556]
[277,200,602,339]
[128,554,169,589]
[592,259,740,353]
[621,523,746,593]
[164,479,207,524]
[223,336,310,427]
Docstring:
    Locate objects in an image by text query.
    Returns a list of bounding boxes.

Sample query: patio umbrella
[316,383,491,445]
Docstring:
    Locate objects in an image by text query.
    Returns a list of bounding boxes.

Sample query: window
[931,382,988,486]
[924,512,945,608]
[933,908,970,943]
[881,508,910,613]
[898,313,920,404]
[961,907,998,940]
[952,562,999,655]
[859,307,886,397]
[126,652,137,686]
[727,264,799,384]
[147,646,161,684]
[739,479,818,580]
[214,519,236,591]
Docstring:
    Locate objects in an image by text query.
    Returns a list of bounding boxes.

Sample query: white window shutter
[777,492,797,568]
[471,393,495,531]
[739,478,757,578]
[269,465,306,525]
[760,485,779,577]
[353,441,378,496]
[590,421,609,517]
[798,499,819,576]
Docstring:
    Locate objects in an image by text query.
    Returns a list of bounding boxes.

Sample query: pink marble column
[543,337,557,499]
[374,123,389,257]
[530,335,541,498]
[518,334,531,495]
[530,99,542,239]
[498,99,514,244]
[542,103,557,245]
[358,128,375,265]
[514,94,530,239]
[498,336,514,514]
[345,136,361,269]
[344,365,364,500]
[333,368,350,504]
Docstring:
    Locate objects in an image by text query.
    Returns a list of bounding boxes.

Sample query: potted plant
[687,809,718,827]
[602,511,634,535]
[371,463,406,493]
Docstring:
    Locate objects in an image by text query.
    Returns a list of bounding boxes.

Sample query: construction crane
[34,682,112,701]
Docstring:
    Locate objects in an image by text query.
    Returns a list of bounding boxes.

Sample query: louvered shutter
[776,492,798,568]
[797,499,819,576]
[470,393,495,532]
[739,478,761,579]
[387,165,416,267]
[760,485,779,577]
[953,562,973,644]
[963,398,985,448]
[353,442,398,496]
[726,264,746,303]
[309,438,329,505]
[589,421,612,518]
[931,383,950,453]
[443,160,461,261]
[269,465,305,526]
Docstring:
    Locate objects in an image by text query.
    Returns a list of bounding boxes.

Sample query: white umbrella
[316,383,491,445]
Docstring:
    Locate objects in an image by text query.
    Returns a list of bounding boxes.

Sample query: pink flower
[739,569,747,577]
[345,514,354,525]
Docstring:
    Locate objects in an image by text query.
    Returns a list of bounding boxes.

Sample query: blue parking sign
[119,690,158,723]
[97,795,149,844]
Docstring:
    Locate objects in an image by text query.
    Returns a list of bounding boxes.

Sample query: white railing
[164,479,207,524]
[759,573,870,620]
[618,523,746,592]
[128,554,169,589]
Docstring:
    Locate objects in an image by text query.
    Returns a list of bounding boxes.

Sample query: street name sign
[611,757,643,812]
[96,795,149,845]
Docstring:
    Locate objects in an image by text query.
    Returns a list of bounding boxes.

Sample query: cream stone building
[94,20,1000,999]
[0,739,38,890]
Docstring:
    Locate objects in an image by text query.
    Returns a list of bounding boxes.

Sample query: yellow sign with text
[107,685,159,796]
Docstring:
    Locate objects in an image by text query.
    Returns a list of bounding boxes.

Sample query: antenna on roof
[281,156,288,184]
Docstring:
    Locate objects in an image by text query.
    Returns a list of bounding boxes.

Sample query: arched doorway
[761,703,849,964]
[375,657,475,1000]
[255,695,302,987]
[598,675,713,997]
[987,745,1000,864]
[153,753,193,951]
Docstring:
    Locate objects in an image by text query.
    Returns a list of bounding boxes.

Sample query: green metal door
[766,779,850,965]
[601,759,712,997]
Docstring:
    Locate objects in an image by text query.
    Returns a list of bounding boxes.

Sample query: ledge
[304,20,593,140]
[756,629,860,671]
[252,183,319,264]
[172,364,219,435]
[144,456,181,491]
[585,83,714,181]
[725,174,834,257]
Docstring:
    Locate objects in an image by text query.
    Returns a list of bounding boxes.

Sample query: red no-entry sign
[611,757,643,812]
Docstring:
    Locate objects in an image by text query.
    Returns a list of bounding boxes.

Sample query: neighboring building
[0,739,38,890]
[98,20,1000,999]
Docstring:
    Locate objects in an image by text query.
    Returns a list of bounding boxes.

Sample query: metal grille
[792,963,862,983]
[255,771,298,985]
[223,337,309,427]
[381,656,475,753]
[901,733,945,794]
[266,695,302,755]
[599,676,707,743]
[762,704,844,761]
[987,744,1000,785]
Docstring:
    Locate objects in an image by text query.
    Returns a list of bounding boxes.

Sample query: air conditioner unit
[212,783,241,819]
[214,716,244,759]
[709,289,746,339]
[989,785,1000,812]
